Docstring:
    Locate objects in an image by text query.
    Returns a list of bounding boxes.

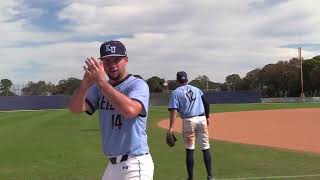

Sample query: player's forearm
[169,118,175,130]
[169,110,177,130]
[98,80,142,119]
[201,95,210,118]
[68,84,89,114]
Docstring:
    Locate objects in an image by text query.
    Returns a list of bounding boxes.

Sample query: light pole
[299,47,305,102]
[206,79,209,91]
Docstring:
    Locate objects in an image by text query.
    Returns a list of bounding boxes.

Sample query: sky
[0,0,320,84]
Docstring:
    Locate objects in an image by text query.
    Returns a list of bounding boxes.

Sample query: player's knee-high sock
[186,149,194,180]
[202,148,212,178]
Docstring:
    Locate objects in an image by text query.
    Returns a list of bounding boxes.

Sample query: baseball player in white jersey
[69,40,154,180]
[168,71,213,180]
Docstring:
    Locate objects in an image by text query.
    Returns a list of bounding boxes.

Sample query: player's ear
[124,57,128,64]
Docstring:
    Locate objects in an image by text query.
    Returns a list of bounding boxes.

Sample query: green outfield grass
[0,103,320,180]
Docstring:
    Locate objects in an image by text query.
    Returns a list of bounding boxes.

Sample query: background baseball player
[69,40,154,180]
[168,71,213,180]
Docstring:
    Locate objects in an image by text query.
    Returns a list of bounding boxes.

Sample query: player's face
[101,57,128,81]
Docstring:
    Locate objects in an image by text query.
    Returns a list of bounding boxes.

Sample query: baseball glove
[166,132,177,147]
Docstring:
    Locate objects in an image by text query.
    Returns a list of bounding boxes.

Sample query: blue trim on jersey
[85,98,95,115]
[110,74,132,87]
[85,110,93,115]
[132,98,147,117]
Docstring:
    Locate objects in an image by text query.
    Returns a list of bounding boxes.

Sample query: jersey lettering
[112,114,122,130]
[100,96,106,108]
[100,96,115,110]
[186,89,196,103]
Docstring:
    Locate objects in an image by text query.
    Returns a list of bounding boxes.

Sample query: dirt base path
[158,108,320,154]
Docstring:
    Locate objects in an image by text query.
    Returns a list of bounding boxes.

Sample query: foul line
[216,174,320,180]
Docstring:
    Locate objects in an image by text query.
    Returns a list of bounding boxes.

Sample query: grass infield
[0,103,320,180]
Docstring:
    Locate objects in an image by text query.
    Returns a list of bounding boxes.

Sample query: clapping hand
[84,57,106,85]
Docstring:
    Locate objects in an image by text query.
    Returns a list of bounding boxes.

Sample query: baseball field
[1,103,320,180]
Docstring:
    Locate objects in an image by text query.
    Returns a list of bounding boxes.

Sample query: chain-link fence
[9,84,26,96]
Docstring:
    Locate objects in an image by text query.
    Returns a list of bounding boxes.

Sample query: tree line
[1,55,320,97]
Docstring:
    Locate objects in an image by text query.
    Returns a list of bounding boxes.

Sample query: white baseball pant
[102,153,154,180]
[182,115,210,150]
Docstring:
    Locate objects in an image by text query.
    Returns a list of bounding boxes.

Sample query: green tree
[22,81,55,95]
[167,80,179,90]
[240,69,261,90]
[0,79,13,96]
[302,56,320,96]
[190,75,211,90]
[55,78,81,95]
[310,65,320,96]
[146,76,165,92]
[225,74,241,91]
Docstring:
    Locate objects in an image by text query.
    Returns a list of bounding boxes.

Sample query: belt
[109,153,149,164]
[109,154,129,164]
[185,113,205,119]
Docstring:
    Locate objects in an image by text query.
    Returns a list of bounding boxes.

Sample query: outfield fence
[261,97,320,103]
[0,95,70,111]
[2,94,320,111]
[0,91,262,110]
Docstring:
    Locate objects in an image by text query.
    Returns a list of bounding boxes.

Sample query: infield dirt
[158,108,320,154]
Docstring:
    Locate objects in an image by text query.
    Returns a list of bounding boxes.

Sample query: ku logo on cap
[105,44,116,53]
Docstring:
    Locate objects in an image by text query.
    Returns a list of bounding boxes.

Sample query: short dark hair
[177,79,188,84]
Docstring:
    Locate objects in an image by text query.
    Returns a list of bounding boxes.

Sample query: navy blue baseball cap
[177,71,188,82]
[100,40,127,59]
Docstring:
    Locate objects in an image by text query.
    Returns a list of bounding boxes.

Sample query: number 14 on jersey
[112,114,122,130]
